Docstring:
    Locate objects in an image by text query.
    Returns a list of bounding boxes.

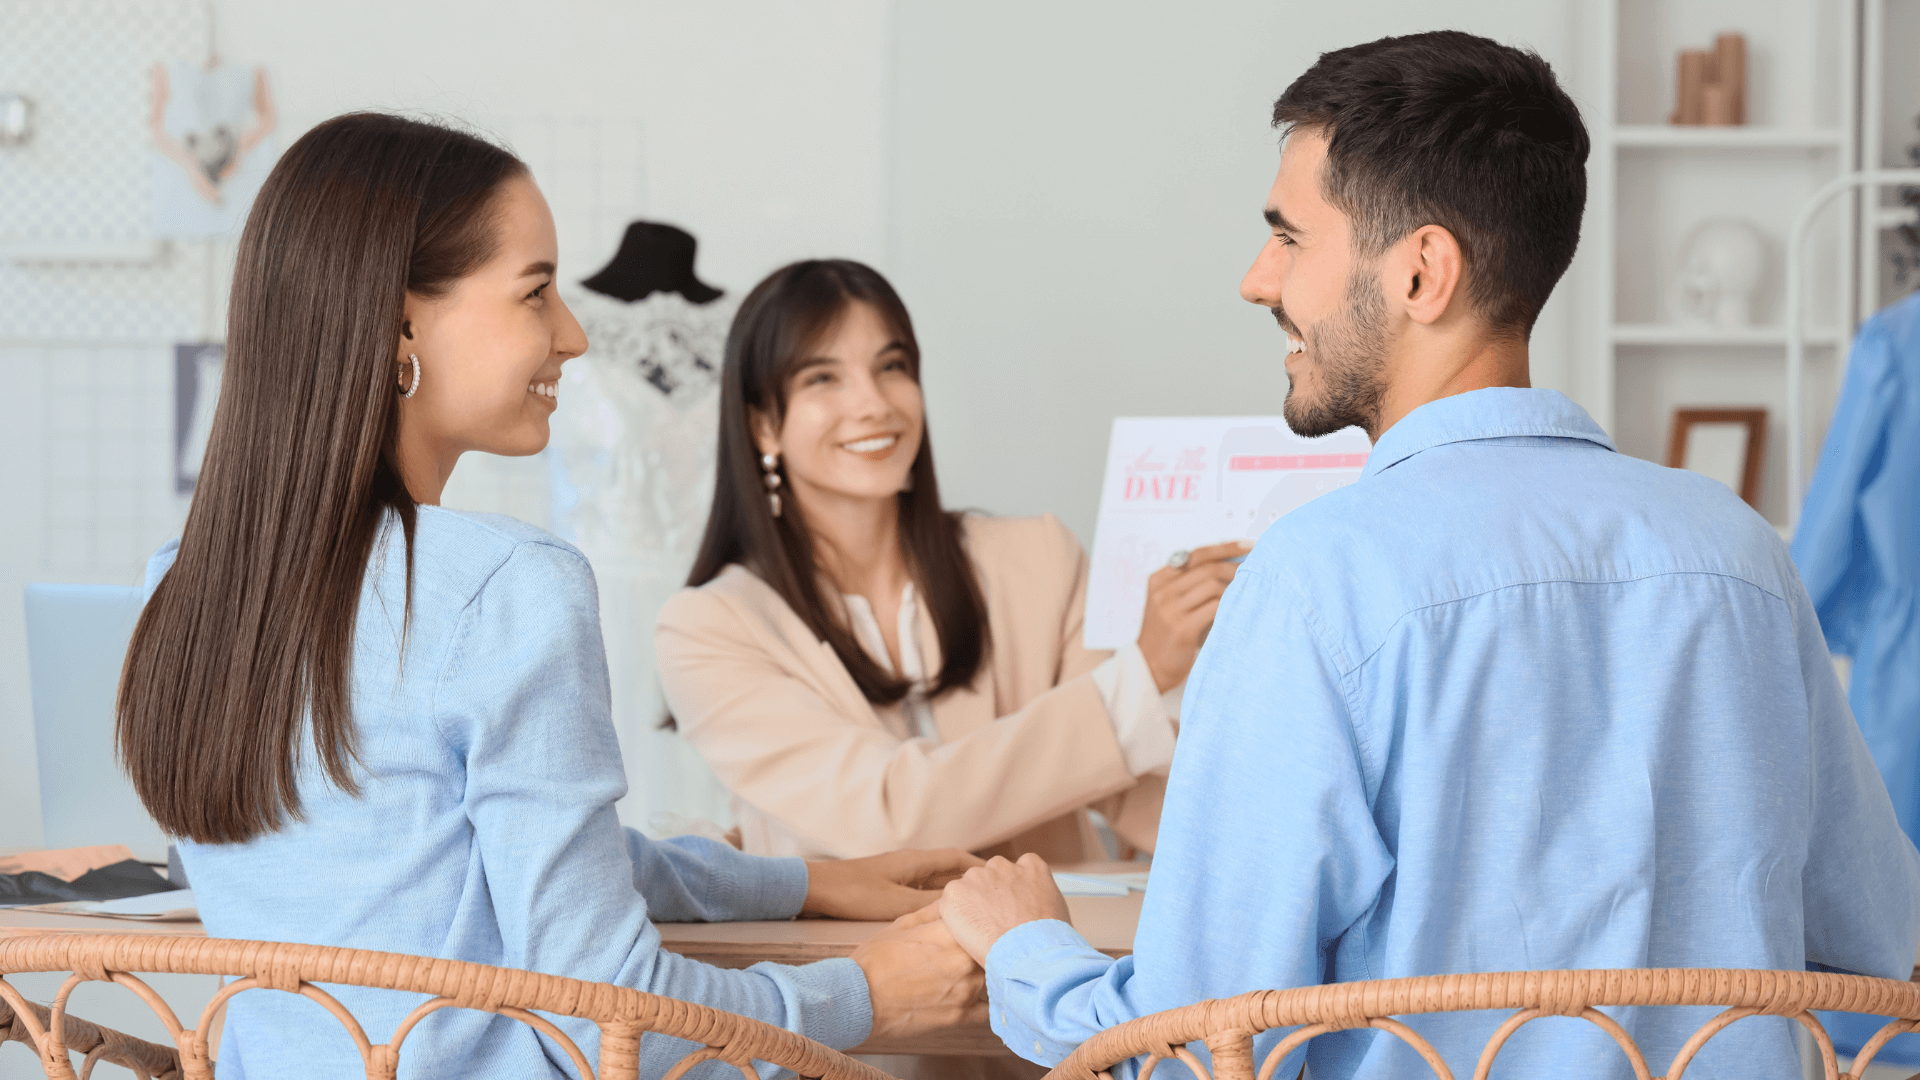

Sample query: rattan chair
[1043,969,1920,1080]
[2,987,182,1079]
[0,934,898,1080]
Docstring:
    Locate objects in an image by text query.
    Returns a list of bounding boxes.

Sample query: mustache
[1270,306,1302,337]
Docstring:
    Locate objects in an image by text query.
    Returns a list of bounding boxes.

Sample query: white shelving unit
[1858,0,1920,319]
[1613,125,1846,149]
[1580,0,1863,526]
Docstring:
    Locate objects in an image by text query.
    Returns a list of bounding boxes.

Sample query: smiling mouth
[528,381,558,400]
[841,433,900,460]
[1270,307,1306,355]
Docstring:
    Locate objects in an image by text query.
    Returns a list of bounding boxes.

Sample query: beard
[1279,266,1389,439]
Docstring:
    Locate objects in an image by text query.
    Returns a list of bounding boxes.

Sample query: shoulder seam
[428,538,593,749]
[1342,569,1792,679]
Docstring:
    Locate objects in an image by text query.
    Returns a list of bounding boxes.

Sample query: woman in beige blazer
[656,259,1242,863]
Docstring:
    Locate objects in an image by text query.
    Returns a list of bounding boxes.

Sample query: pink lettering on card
[1228,452,1369,470]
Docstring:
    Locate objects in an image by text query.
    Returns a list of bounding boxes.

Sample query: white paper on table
[21,889,197,921]
[1052,873,1148,897]
[1085,417,1371,650]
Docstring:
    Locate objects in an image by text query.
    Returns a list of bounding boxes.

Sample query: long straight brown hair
[686,259,989,706]
[117,114,526,845]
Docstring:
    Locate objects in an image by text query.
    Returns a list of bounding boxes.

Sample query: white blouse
[840,583,1179,777]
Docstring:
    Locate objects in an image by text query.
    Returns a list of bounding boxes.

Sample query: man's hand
[939,853,1072,966]
[803,848,985,921]
[850,905,989,1040]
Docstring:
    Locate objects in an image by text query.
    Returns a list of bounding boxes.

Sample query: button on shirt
[984,388,1920,1080]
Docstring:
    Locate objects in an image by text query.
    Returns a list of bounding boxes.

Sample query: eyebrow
[520,260,556,278]
[1264,206,1303,233]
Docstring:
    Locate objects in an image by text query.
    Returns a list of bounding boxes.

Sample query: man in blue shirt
[937,30,1920,1080]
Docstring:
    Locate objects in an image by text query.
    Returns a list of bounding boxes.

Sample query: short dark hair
[1273,30,1589,334]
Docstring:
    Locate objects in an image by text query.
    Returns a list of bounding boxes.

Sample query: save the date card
[1084,416,1370,649]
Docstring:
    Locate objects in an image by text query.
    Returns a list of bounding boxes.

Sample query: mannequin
[551,220,738,835]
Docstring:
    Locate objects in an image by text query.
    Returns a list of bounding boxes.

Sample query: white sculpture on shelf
[1670,218,1767,327]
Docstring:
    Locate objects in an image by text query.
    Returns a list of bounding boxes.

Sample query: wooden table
[0,868,1145,1056]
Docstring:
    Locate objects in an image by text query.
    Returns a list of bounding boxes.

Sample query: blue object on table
[23,583,170,863]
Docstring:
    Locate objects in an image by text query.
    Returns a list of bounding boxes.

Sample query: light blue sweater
[985,389,1920,1079]
[146,507,871,1079]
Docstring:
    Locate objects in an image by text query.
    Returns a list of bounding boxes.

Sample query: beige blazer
[655,513,1164,862]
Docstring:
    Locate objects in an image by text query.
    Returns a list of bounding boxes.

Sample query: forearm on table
[629,829,809,923]
[636,945,874,1071]
[985,919,1136,1066]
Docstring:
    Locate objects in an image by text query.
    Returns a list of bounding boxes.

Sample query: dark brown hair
[686,259,989,705]
[116,113,526,844]
[1273,30,1589,334]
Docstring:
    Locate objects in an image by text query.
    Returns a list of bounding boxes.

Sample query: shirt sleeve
[1789,569,1920,979]
[1087,644,1180,776]
[626,830,809,924]
[985,564,1391,1075]
[436,540,872,1070]
[1791,316,1898,656]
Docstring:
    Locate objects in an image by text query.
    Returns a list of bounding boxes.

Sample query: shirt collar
[1362,387,1616,478]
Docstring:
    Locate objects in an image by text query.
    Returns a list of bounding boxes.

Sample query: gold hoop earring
[761,453,782,518]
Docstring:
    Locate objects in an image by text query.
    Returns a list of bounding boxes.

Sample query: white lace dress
[548,287,741,833]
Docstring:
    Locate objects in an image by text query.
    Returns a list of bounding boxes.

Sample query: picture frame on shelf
[1665,407,1768,509]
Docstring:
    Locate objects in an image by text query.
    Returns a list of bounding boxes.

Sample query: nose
[1240,239,1286,307]
[845,365,894,420]
[551,293,588,362]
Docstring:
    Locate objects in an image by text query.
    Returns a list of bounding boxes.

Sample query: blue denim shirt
[147,507,870,1079]
[984,388,1920,1080]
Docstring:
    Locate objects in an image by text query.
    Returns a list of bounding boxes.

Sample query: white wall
[890,0,1586,542]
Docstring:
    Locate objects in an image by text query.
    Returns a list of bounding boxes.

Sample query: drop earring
[400,353,420,399]
[761,453,782,518]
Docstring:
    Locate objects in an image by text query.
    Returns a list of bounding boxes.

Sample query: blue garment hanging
[1793,288,1920,1063]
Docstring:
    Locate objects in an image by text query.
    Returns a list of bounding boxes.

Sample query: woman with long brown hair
[656,260,1242,862]
[116,114,980,1079]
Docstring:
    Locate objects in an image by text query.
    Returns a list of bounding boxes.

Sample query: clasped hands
[819,849,1071,1041]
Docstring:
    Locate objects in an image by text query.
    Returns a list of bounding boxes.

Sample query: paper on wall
[1084,417,1371,650]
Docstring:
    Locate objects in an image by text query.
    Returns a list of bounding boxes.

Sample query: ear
[1393,224,1466,327]
[397,292,424,363]
[749,406,781,459]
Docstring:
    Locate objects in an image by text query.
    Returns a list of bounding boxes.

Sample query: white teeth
[1286,336,1306,355]
[843,435,897,454]
[528,382,557,398]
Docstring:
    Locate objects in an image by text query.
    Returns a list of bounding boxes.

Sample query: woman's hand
[851,904,988,1039]
[1137,540,1251,693]
[803,848,986,921]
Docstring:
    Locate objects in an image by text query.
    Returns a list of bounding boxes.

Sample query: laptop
[23,583,170,863]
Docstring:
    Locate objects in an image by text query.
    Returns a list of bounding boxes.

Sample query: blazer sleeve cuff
[1088,644,1179,777]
